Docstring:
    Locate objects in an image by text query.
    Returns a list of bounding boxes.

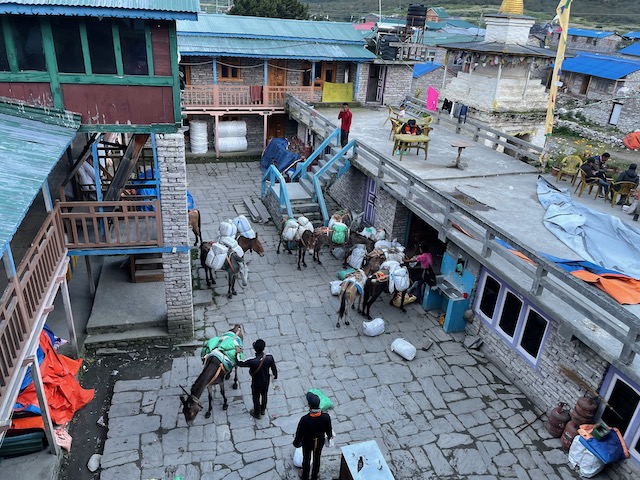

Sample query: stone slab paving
[100,162,624,479]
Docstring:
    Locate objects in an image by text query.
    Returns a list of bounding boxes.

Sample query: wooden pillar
[441,51,450,92]
[59,272,79,359]
[28,355,60,455]
[263,114,268,148]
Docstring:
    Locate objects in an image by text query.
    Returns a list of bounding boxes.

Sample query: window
[117,19,148,75]
[301,62,312,86]
[600,370,640,461]
[51,17,84,73]
[86,18,117,74]
[426,50,437,63]
[0,22,9,71]
[219,58,240,80]
[11,16,45,71]
[474,269,550,366]
[313,62,336,88]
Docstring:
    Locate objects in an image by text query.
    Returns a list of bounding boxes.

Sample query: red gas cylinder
[570,408,594,426]
[545,402,570,438]
[561,420,580,451]
[575,396,598,418]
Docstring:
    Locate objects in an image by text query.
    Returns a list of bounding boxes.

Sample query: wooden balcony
[181,85,315,114]
[389,42,433,62]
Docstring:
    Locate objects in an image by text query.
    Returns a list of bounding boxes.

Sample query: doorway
[267,114,287,142]
[366,64,386,103]
[268,60,286,87]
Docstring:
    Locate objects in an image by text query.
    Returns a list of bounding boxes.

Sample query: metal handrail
[260,165,293,219]
[312,140,356,225]
[290,128,341,182]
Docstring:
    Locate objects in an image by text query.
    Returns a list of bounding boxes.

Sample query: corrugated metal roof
[623,32,640,39]
[620,42,640,57]
[177,14,366,44]
[413,62,442,78]
[560,52,640,80]
[178,35,377,61]
[430,7,450,18]
[442,41,557,58]
[567,28,614,39]
[420,32,483,46]
[0,0,199,19]
[0,102,80,252]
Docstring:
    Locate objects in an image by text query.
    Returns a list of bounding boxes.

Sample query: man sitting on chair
[400,119,422,136]
[581,158,610,199]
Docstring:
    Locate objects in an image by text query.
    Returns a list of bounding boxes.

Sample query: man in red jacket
[338,103,352,148]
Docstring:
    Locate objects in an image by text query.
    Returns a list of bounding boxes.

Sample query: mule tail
[338,290,348,320]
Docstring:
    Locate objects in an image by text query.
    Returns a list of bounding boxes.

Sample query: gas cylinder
[561,420,580,451]
[575,396,598,419]
[570,408,594,426]
[545,402,570,438]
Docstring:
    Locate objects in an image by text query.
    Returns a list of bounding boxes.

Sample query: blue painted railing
[290,128,341,182]
[260,164,294,219]
[313,140,356,225]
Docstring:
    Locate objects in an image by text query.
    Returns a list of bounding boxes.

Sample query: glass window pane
[602,378,640,436]
[0,23,9,71]
[325,69,333,82]
[11,16,45,71]
[117,19,147,75]
[519,309,547,358]
[86,18,116,74]
[479,275,500,319]
[498,291,521,338]
[51,17,84,74]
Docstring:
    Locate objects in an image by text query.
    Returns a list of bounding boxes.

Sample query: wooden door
[364,177,377,225]
[267,114,286,141]
[268,60,286,86]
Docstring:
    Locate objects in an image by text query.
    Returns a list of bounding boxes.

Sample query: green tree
[229,0,309,20]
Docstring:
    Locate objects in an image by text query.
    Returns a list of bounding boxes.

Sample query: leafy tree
[229,0,309,20]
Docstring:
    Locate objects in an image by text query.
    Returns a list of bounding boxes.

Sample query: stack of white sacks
[205,215,255,270]
[281,216,314,242]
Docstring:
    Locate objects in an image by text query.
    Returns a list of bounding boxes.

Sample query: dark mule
[189,209,202,246]
[200,243,249,298]
[337,269,366,328]
[237,234,265,256]
[276,221,316,270]
[361,269,410,319]
[312,211,370,266]
[180,324,244,425]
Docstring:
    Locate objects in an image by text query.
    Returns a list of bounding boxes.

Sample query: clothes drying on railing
[260,138,300,177]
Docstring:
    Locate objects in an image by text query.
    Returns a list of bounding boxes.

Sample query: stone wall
[354,63,369,104]
[549,34,623,55]
[186,56,213,85]
[328,167,367,215]
[383,64,414,107]
[156,133,194,338]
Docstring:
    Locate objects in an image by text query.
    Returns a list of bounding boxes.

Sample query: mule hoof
[232,291,238,296]
[402,308,407,314]
[297,266,301,271]
[232,383,238,390]
[205,411,212,419]
[223,404,228,411]
[336,322,341,328]
[303,263,307,268]
[345,320,350,326]
[227,294,232,299]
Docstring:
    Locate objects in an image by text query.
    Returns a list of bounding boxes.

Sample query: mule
[361,269,410,319]
[337,269,366,328]
[237,233,265,257]
[189,209,202,246]
[276,220,316,270]
[180,324,244,425]
[200,243,249,298]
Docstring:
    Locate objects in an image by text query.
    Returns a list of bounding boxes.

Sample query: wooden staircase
[130,253,164,283]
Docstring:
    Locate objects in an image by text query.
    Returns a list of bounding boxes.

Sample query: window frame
[314,61,336,89]
[474,269,550,367]
[218,58,241,81]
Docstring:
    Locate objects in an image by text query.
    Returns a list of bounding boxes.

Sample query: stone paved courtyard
[97,162,624,479]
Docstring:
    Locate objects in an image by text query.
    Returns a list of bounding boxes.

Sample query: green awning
[0,103,81,252]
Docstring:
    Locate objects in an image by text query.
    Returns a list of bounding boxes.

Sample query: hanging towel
[250,85,263,103]
[442,98,452,113]
[453,103,462,118]
[426,86,439,111]
[458,105,468,124]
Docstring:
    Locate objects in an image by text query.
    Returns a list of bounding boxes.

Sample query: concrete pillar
[156,133,194,339]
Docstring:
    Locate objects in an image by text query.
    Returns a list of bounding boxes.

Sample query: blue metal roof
[623,32,640,39]
[560,53,640,80]
[177,14,367,45]
[0,0,199,20]
[567,28,615,39]
[0,102,80,252]
[620,42,640,57]
[413,63,442,78]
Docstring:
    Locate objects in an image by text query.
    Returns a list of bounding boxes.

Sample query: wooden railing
[181,85,314,111]
[58,200,163,249]
[389,42,433,62]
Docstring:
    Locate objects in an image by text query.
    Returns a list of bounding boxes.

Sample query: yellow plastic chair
[574,169,601,199]
[610,181,637,207]
[556,155,582,185]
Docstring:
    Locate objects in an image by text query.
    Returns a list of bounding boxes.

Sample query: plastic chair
[609,181,637,207]
[389,117,404,139]
[574,169,601,198]
[556,155,582,185]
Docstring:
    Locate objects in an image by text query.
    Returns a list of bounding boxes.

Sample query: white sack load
[205,242,228,270]
[358,227,376,240]
[375,239,402,250]
[282,219,299,242]
[363,317,385,337]
[391,338,417,361]
[383,247,405,263]
[568,436,604,478]
[390,265,410,293]
[373,229,386,241]
[330,280,342,296]
[219,219,238,238]
[233,215,255,239]
[380,260,400,272]
[219,236,244,258]
[297,216,313,231]
[348,244,367,269]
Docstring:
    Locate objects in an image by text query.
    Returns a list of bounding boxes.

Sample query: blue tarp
[413,62,442,78]
[579,433,626,464]
[619,42,640,57]
[558,52,640,80]
[260,138,300,175]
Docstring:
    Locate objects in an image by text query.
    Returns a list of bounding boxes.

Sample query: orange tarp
[623,132,640,150]
[11,331,94,431]
[570,270,640,305]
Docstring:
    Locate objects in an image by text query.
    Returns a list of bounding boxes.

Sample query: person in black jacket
[237,339,277,419]
[293,392,333,480]
[613,163,639,204]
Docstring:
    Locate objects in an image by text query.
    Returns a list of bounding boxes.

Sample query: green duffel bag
[331,223,348,244]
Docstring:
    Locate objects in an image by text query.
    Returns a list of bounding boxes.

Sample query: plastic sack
[337,268,356,280]
[282,219,299,241]
[293,447,304,468]
[375,239,401,250]
[392,293,417,307]
[330,280,342,296]
[219,219,237,238]
[568,436,605,478]
[380,260,400,272]
[359,227,376,240]
[298,216,311,228]
[219,236,244,258]
[373,229,386,241]
[308,388,333,411]
[391,265,410,293]
[348,244,367,269]
[331,222,348,244]
[391,338,417,361]
[363,318,385,336]
[383,247,405,264]
[205,243,228,270]
[233,215,256,239]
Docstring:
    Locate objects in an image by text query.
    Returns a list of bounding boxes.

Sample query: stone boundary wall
[555,119,624,147]
[156,133,194,338]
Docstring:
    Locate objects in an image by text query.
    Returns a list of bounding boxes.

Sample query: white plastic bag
[219,219,237,238]
[391,265,410,293]
[383,247,405,264]
[359,227,376,240]
[348,244,367,269]
[373,228,386,241]
[219,236,244,258]
[282,219,299,241]
[293,446,304,468]
[330,280,342,296]
[233,215,256,239]
[391,338,417,361]
[363,318,385,336]
[205,243,227,270]
[568,436,605,478]
[380,260,400,272]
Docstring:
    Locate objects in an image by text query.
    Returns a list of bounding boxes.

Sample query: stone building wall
[383,64,414,107]
[354,63,369,104]
[156,133,194,338]
[187,56,213,85]
[328,168,367,216]
[549,34,623,55]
